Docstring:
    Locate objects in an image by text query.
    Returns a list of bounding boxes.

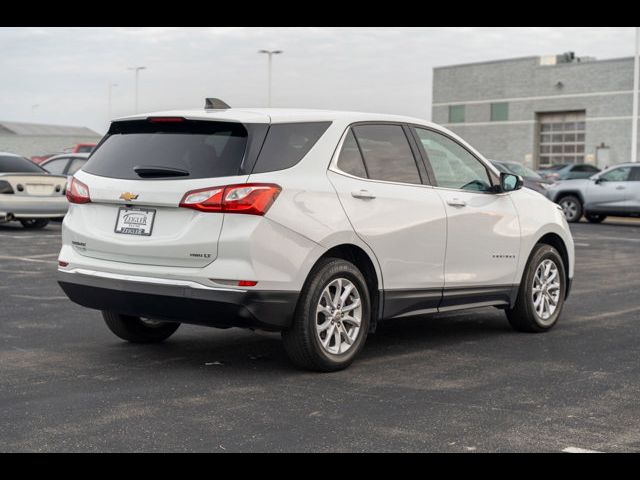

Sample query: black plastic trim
[57,271,298,331]
[382,284,517,319]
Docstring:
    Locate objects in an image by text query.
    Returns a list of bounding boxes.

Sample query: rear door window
[252,122,331,173]
[42,158,69,175]
[84,120,250,180]
[67,158,87,175]
[351,124,421,184]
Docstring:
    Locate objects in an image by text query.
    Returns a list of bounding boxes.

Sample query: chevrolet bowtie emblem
[119,192,139,201]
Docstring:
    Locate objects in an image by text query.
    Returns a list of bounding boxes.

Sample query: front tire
[20,219,49,229]
[585,213,606,223]
[506,244,567,333]
[282,258,370,372]
[102,311,180,343]
[558,195,583,222]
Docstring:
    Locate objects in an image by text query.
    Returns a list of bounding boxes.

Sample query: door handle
[447,198,467,207]
[616,186,626,190]
[351,189,376,200]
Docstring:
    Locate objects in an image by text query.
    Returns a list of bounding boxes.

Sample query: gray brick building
[0,121,101,158]
[432,52,639,169]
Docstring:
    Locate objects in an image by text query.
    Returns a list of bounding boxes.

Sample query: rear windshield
[84,119,331,180]
[84,120,250,180]
[0,155,46,173]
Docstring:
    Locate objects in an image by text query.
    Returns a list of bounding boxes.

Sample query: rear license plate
[114,207,156,236]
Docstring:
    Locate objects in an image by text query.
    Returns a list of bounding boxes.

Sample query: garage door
[538,111,586,168]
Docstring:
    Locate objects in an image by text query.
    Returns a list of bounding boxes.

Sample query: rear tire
[585,213,606,223]
[20,219,49,229]
[282,258,370,372]
[506,244,567,333]
[558,195,582,222]
[102,311,180,343]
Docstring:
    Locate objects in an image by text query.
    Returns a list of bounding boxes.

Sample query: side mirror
[594,177,603,184]
[500,172,523,192]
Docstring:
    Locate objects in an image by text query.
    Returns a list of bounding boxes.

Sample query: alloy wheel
[532,259,561,324]
[315,278,362,355]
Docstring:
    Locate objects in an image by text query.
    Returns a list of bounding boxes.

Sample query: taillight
[66,177,91,204]
[179,183,281,216]
[0,180,14,194]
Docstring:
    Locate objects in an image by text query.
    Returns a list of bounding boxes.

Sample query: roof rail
[204,98,231,110]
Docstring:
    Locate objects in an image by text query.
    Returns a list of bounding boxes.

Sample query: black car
[491,160,553,194]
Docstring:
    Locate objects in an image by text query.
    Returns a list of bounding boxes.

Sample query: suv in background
[545,163,640,222]
[538,163,600,181]
[57,104,574,371]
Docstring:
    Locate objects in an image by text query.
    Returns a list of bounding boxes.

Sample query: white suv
[58,102,575,371]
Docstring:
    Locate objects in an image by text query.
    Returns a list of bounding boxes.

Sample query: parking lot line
[0,255,57,264]
[562,447,603,453]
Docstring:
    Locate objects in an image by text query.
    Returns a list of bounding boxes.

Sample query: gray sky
[0,27,636,134]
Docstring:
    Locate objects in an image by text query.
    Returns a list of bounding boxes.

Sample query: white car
[1,152,68,229]
[57,102,575,371]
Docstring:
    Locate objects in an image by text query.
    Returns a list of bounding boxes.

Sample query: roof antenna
[205,98,231,110]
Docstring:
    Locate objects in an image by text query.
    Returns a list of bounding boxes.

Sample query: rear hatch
[71,117,269,268]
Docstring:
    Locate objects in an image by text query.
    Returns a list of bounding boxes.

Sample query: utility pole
[127,66,147,114]
[108,82,118,121]
[258,50,283,107]
[632,27,639,162]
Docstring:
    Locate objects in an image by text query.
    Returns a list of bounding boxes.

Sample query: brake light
[147,117,185,123]
[179,183,281,215]
[66,178,91,204]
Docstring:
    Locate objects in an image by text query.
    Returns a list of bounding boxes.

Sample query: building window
[490,102,509,121]
[449,105,465,123]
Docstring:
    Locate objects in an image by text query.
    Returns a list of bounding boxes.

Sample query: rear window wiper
[133,166,189,178]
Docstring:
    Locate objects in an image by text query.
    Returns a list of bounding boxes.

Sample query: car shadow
[95,308,513,375]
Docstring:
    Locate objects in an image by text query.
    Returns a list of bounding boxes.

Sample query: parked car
[30,153,57,165]
[57,105,575,371]
[491,160,553,194]
[41,153,90,178]
[63,143,96,154]
[0,152,68,229]
[545,162,640,222]
[538,163,600,181]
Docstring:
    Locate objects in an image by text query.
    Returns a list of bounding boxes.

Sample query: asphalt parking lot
[1,219,640,452]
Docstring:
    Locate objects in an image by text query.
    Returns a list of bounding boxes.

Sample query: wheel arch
[554,190,584,205]
[305,243,383,331]
[534,232,571,299]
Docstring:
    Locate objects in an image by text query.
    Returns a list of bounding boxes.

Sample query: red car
[69,143,96,154]
[31,144,96,164]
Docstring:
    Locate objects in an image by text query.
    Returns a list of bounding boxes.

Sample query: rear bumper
[0,195,68,218]
[57,269,299,331]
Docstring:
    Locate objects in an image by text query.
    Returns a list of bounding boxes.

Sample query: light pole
[127,66,147,114]
[258,50,282,107]
[108,82,118,121]
[632,27,639,163]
